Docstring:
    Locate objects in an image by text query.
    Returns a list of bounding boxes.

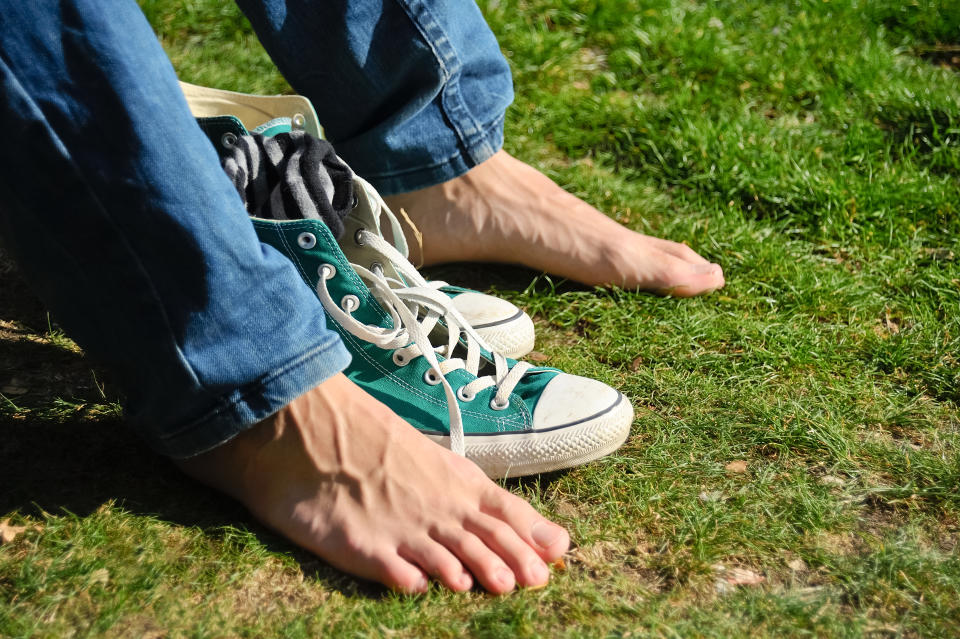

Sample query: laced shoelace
[351,177,464,297]
[314,230,533,457]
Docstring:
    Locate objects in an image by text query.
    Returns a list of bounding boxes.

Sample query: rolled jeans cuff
[366,112,505,196]
[155,334,351,459]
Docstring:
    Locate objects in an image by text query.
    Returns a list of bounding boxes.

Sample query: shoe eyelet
[318,264,336,279]
[392,351,408,367]
[291,113,306,130]
[221,132,238,149]
[354,228,366,246]
[297,232,317,249]
[490,397,509,411]
[370,262,383,275]
[351,192,360,209]
[423,369,442,385]
[457,387,476,402]
[341,294,360,312]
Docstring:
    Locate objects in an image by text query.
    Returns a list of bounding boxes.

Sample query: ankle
[175,402,285,500]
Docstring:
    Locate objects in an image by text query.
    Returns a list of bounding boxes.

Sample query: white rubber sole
[425,392,633,478]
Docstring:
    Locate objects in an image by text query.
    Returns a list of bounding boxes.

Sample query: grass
[2,0,959,636]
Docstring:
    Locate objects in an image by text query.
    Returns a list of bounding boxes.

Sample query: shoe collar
[180,81,324,139]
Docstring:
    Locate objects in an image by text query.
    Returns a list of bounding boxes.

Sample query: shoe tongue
[345,179,384,234]
[342,179,417,287]
[349,178,411,257]
[426,320,503,377]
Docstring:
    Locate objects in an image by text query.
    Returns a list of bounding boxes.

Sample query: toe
[399,538,473,591]
[432,528,517,594]
[481,491,570,562]
[529,520,570,561]
[365,551,430,594]
[651,237,711,265]
[657,257,725,297]
[464,514,551,588]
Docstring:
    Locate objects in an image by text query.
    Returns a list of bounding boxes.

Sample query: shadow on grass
[0,392,570,599]
[0,263,574,598]
[0,267,370,593]
[0,329,247,530]
[0,390,392,596]
[423,261,540,292]
[914,44,960,70]
[422,261,598,299]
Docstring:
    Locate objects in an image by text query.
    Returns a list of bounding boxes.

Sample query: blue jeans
[0,0,511,458]
[236,0,513,195]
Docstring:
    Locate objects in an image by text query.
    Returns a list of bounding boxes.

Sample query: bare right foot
[177,373,570,594]
[385,150,725,296]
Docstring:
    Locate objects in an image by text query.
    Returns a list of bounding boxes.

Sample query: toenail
[496,567,514,588]
[532,521,563,549]
[529,559,549,585]
[415,574,428,592]
[459,571,473,590]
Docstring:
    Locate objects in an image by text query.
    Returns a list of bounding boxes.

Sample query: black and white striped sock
[221,131,354,239]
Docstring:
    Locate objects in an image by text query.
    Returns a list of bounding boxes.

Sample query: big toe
[655,259,724,297]
[529,520,570,561]
[481,491,571,562]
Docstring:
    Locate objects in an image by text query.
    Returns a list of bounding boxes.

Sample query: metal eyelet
[354,228,366,246]
[341,294,360,312]
[392,351,408,367]
[490,397,509,410]
[457,387,476,402]
[423,369,442,386]
[221,132,238,149]
[291,113,306,130]
[351,192,359,209]
[370,262,383,275]
[318,264,336,279]
[297,232,317,249]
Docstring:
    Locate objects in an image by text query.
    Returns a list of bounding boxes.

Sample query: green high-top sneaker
[181,81,536,358]
[253,216,633,478]
[340,174,536,358]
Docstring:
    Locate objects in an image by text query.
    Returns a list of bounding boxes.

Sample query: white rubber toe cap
[450,291,535,358]
[532,374,623,430]
[452,373,632,478]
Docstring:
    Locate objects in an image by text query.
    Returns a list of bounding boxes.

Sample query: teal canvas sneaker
[340,174,536,358]
[181,81,536,357]
[253,216,633,478]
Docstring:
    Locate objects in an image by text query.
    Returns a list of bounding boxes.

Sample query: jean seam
[393,0,491,164]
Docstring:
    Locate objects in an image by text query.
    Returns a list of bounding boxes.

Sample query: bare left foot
[385,150,724,296]
[177,374,569,594]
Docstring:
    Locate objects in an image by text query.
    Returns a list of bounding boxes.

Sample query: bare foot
[384,150,724,296]
[177,373,569,594]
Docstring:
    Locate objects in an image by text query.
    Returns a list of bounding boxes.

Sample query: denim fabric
[235,0,514,195]
[0,0,351,458]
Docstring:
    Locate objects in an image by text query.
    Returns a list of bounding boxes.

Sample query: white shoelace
[315,230,532,456]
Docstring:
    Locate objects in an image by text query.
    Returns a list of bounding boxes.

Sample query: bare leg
[385,150,725,296]
[177,373,570,594]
